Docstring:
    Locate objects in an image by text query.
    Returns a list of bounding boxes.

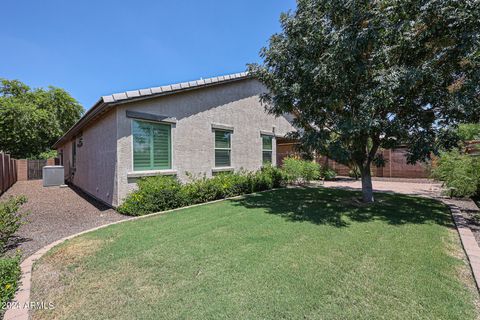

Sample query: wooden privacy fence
[317,148,430,178]
[466,140,480,156]
[0,152,18,195]
[276,140,431,179]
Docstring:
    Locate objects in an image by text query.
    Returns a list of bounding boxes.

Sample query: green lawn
[31,188,478,319]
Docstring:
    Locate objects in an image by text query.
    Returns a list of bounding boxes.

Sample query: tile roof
[52,72,250,148]
[101,72,249,104]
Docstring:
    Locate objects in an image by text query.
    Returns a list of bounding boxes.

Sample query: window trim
[211,123,234,132]
[261,134,273,166]
[131,119,172,172]
[126,110,177,124]
[214,129,232,168]
[127,169,177,178]
[71,140,76,169]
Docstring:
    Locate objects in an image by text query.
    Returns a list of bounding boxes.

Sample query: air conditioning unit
[43,166,65,187]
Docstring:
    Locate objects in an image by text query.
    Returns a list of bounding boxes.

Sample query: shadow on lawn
[231,187,452,228]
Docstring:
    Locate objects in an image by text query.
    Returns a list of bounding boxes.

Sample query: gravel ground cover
[444,198,480,245]
[0,180,129,259]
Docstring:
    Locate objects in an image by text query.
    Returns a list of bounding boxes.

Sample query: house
[53,73,295,207]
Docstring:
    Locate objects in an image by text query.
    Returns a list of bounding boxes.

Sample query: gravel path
[1,180,129,259]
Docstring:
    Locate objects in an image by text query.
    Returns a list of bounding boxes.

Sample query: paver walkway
[0,180,129,259]
[322,177,480,290]
[322,177,443,197]
[321,177,479,220]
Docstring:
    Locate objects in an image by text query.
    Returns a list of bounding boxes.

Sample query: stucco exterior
[57,111,118,206]
[57,78,295,207]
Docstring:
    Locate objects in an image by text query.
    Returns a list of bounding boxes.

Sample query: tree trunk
[360,166,374,203]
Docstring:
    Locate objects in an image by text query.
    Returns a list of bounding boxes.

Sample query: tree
[249,0,480,202]
[0,79,83,159]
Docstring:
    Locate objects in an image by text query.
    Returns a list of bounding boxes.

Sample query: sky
[0,0,296,109]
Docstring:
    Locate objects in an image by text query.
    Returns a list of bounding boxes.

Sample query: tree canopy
[249,0,480,202]
[0,79,84,159]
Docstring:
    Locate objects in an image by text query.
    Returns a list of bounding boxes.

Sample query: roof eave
[52,98,107,149]
[52,72,252,149]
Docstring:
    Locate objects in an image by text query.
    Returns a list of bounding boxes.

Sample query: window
[72,141,76,168]
[133,120,171,171]
[214,130,231,167]
[262,135,273,165]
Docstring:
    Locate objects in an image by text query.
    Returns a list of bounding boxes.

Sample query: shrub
[432,150,480,197]
[282,157,320,184]
[302,161,321,182]
[348,165,361,180]
[183,172,252,204]
[256,165,285,189]
[0,196,28,251]
[250,169,273,192]
[0,256,20,307]
[182,176,221,204]
[118,167,288,216]
[458,123,480,141]
[0,196,26,312]
[321,167,337,180]
[118,176,185,216]
[213,172,252,197]
[282,157,303,183]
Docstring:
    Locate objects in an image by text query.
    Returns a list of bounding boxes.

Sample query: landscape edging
[5,187,480,320]
[3,188,278,320]
[448,202,480,291]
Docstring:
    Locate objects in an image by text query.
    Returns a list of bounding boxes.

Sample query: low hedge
[0,256,21,308]
[0,196,28,249]
[282,157,323,184]
[118,166,285,216]
[0,196,27,312]
[118,159,336,216]
[432,150,480,197]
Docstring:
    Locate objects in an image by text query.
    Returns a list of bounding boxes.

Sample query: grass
[31,188,478,319]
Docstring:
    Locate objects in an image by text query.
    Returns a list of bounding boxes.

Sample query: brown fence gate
[27,160,47,180]
[0,152,18,195]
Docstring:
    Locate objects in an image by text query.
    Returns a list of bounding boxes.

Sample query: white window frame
[214,129,233,169]
[130,119,173,172]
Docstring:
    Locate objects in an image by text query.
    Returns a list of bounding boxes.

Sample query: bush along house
[53,73,295,207]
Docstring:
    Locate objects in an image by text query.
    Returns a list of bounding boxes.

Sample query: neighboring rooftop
[53,72,250,148]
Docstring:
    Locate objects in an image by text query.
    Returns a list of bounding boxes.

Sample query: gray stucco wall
[57,111,118,206]
[116,79,295,204]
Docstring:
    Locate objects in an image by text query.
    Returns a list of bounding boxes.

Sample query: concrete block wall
[17,159,28,181]
[16,158,57,182]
